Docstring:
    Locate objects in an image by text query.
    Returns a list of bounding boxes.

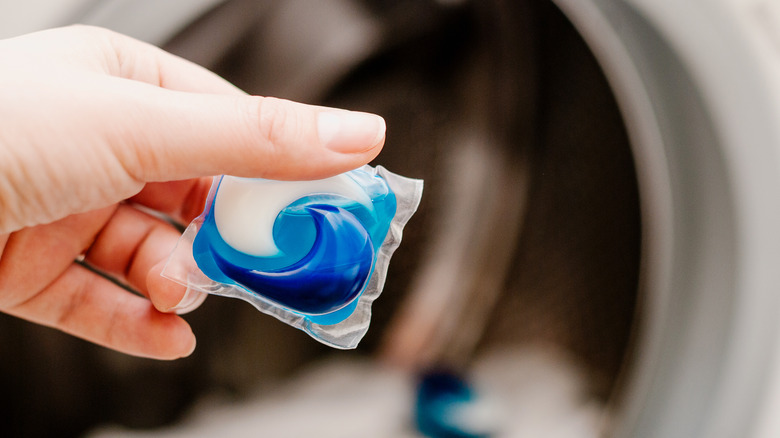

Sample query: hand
[0,26,385,360]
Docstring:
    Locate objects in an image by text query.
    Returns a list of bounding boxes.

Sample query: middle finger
[85,204,180,301]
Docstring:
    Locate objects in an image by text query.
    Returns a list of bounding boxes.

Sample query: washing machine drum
[3,1,780,437]
[157,0,643,418]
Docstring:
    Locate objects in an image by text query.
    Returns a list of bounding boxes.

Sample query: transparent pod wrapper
[162,165,423,349]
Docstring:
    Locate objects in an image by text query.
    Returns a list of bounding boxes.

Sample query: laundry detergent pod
[162,165,423,349]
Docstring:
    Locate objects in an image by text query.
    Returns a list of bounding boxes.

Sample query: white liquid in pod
[213,174,372,257]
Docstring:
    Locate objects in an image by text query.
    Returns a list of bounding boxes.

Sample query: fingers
[0,204,197,360]
[108,86,385,183]
[146,258,199,314]
[129,178,213,225]
[0,207,116,309]
[7,263,195,360]
[84,204,197,313]
[98,25,245,95]
[16,25,244,96]
[93,25,386,183]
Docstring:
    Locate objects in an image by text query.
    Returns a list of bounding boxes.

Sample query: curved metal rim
[553,0,780,437]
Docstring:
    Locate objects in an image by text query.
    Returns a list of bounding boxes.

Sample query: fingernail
[318,110,385,153]
[170,286,208,315]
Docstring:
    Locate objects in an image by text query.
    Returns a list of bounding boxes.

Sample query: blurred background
[2,0,780,437]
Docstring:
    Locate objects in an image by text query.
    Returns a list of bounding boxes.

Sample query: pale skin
[0,26,386,360]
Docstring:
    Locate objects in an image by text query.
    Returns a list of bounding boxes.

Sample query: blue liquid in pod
[193,175,397,323]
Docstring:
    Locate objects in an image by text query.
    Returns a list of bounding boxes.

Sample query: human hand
[0,26,385,359]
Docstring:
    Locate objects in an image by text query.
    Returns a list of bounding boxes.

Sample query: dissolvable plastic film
[162,165,423,349]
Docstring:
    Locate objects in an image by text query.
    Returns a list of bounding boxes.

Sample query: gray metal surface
[554,0,780,436]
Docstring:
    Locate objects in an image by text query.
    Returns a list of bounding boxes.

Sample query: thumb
[110,84,386,182]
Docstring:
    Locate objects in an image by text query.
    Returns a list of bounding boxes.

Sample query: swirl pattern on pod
[192,169,397,318]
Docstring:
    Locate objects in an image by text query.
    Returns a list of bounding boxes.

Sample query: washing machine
[1,1,780,437]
